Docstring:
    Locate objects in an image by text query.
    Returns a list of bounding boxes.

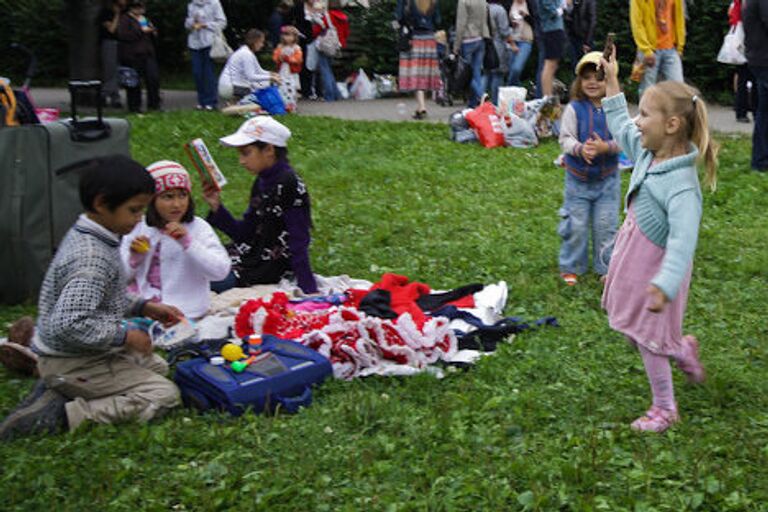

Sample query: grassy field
[1,113,767,511]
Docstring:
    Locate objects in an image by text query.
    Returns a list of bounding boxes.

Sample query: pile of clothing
[223,273,556,379]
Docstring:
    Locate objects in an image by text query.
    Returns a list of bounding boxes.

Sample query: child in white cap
[120,160,231,319]
[203,117,319,294]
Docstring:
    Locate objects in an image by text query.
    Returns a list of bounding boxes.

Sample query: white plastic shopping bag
[351,69,376,100]
[717,23,746,65]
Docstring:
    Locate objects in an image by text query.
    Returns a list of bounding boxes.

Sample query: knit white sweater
[120,217,231,319]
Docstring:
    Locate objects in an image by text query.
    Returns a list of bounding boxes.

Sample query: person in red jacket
[307,0,349,101]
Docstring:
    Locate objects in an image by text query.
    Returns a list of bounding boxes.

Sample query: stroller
[435,30,471,107]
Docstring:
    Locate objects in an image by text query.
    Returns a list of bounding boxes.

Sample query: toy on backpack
[221,342,245,362]
[231,355,258,373]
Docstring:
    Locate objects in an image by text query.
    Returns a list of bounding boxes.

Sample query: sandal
[676,335,706,384]
[560,273,578,286]
[412,110,427,120]
[631,405,679,433]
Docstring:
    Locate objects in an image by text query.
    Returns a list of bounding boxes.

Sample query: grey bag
[0,81,131,304]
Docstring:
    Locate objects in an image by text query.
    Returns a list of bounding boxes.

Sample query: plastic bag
[502,113,538,148]
[351,69,376,100]
[497,86,527,116]
[374,74,397,97]
[210,31,233,63]
[249,85,286,115]
[717,23,746,65]
[336,82,350,100]
[306,41,319,72]
[464,101,505,148]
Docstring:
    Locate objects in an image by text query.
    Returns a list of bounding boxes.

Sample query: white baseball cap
[219,116,292,148]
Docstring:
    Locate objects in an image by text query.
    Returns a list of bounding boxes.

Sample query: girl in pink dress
[599,50,719,433]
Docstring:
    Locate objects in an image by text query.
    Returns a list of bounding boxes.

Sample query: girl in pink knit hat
[120,160,231,319]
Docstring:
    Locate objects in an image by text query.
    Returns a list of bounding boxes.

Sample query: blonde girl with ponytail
[596,48,718,433]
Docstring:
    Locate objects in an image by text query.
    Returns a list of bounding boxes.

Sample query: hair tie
[691,95,699,105]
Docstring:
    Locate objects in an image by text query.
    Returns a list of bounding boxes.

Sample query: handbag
[450,55,472,95]
[117,66,140,88]
[317,13,342,57]
[482,8,499,71]
[210,30,233,62]
[397,25,412,53]
[716,23,746,65]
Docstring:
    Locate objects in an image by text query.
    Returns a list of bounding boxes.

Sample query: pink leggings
[636,342,676,411]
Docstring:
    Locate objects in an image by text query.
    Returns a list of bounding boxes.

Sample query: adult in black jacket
[742,0,768,171]
[564,0,596,70]
[117,0,161,112]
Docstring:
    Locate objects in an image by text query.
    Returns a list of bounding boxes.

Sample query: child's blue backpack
[250,86,286,116]
[174,335,332,416]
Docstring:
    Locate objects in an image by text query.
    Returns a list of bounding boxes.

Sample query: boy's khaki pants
[38,350,181,431]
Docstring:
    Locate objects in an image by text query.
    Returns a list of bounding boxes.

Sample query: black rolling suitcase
[0,81,131,304]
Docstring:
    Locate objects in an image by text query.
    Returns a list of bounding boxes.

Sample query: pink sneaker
[676,335,706,384]
[631,405,680,433]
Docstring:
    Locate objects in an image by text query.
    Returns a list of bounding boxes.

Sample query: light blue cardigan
[602,93,703,301]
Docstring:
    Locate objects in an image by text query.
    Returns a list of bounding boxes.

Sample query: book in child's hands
[184,138,228,190]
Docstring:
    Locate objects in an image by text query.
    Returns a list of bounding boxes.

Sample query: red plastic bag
[464,101,505,148]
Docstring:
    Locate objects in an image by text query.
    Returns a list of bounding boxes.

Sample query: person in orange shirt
[273,25,304,112]
[630,0,685,96]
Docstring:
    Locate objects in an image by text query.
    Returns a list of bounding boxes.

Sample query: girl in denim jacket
[600,49,718,433]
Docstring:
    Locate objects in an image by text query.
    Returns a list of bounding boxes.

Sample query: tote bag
[317,13,341,57]
[210,30,233,62]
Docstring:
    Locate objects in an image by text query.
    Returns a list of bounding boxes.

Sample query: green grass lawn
[1,113,767,511]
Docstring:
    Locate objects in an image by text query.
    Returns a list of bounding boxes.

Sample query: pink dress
[601,206,692,356]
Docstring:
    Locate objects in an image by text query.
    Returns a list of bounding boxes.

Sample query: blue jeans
[316,53,339,102]
[461,40,485,107]
[638,48,684,97]
[749,65,768,170]
[558,172,620,275]
[482,70,505,105]
[190,47,218,108]
[507,40,533,86]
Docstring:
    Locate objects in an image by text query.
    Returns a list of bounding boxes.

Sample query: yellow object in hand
[221,343,245,362]
[134,239,150,254]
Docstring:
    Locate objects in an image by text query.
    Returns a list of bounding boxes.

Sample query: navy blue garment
[563,99,618,181]
[432,305,558,351]
[396,0,441,33]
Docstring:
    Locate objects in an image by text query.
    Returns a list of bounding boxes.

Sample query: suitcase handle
[66,80,111,142]
[275,386,312,413]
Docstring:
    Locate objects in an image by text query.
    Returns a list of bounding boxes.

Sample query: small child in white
[273,25,303,112]
[121,160,231,320]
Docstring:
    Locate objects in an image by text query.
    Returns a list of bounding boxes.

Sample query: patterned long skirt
[398,33,441,92]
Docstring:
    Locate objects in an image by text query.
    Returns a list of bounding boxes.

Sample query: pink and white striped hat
[146,160,192,194]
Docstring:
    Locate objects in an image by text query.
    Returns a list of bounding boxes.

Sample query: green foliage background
[1,111,767,509]
[0,0,738,101]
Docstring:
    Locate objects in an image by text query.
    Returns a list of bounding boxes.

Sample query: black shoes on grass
[0,381,67,441]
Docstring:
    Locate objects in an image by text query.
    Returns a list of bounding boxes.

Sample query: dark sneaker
[0,388,67,441]
[13,380,47,409]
